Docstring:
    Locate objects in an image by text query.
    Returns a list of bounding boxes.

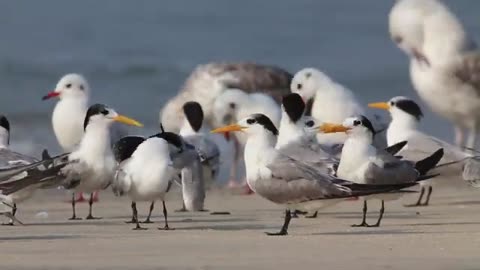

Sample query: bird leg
[454,126,465,148]
[68,193,82,220]
[422,186,433,206]
[132,201,147,230]
[85,192,102,220]
[2,203,17,226]
[142,201,155,223]
[125,201,136,223]
[266,209,291,236]
[368,200,385,227]
[175,202,187,212]
[404,187,425,207]
[158,201,174,230]
[352,200,369,227]
[305,211,318,219]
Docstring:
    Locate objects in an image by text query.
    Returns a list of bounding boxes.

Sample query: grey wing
[454,51,480,92]
[196,138,220,171]
[362,160,418,185]
[259,154,351,204]
[111,160,131,196]
[278,141,338,174]
[401,132,464,164]
[0,149,37,168]
[170,144,199,171]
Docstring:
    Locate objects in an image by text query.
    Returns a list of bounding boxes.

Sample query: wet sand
[1,182,480,270]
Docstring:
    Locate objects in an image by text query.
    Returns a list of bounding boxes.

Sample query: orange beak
[211,124,247,134]
[368,102,390,110]
[318,123,351,133]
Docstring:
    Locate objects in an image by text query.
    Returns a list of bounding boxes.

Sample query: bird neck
[78,121,112,161]
[0,127,9,148]
[245,132,277,168]
[388,113,419,145]
[338,135,375,180]
[276,112,303,149]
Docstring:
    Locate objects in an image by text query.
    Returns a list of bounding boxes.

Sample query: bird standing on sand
[325,116,443,226]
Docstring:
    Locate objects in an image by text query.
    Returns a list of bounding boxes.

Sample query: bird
[42,73,127,204]
[4,104,143,220]
[211,114,425,235]
[290,68,388,148]
[179,101,220,211]
[212,88,281,189]
[323,115,443,227]
[112,134,176,230]
[389,0,480,149]
[369,96,480,206]
[160,62,292,134]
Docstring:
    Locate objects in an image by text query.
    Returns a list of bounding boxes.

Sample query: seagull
[213,88,281,188]
[369,96,480,206]
[211,114,424,235]
[42,73,127,203]
[389,0,480,149]
[112,135,176,230]
[3,104,143,220]
[324,116,443,227]
[160,62,291,133]
[290,67,388,147]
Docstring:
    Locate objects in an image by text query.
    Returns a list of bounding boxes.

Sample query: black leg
[369,200,385,227]
[405,187,425,207]
[158,201,174,230]
[422,186,433,206]
[12,203,17,217]
[266,209,292,236]
[125,201,136,223]
[305,211,318,219]
[2,203,17,226]
[68,193,81,220]
[175,202,187,212]
[86,193,102,220]
[352,200,369,227]
[143,202,155,223]
[132,201,147,230]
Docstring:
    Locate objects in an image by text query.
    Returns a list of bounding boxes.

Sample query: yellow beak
[319,123,351,133]
[211,124,247,134]
[368,102,390,110]
[113,115,143,127]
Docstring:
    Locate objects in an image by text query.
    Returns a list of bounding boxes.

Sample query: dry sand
[1,182,480,270]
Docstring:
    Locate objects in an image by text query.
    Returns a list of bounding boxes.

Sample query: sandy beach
[1,181,480,270]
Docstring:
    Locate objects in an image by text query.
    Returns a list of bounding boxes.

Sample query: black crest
[0,115,10,132]
[282,93,305,123]
[357,115,376,135]
[250,114,279,136]
[183,101,204,132]
[150,132,184,150]
[113,136,146,162]
[84,103,109,130]
[395,99,423,120]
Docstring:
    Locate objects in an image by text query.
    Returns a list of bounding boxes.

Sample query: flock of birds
[1,0,480,235]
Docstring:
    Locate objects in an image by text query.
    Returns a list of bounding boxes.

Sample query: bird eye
[390,101,395,106]
[393,36,403,44]
[297,83,302,90]
[353,120,361,126]
[229,102,236,109]
[66,83,72,88]
[246,119,256,125]
[101,109,109,115]
[305,72,311,78]
[80,85,84,91]
[305,120,314,127]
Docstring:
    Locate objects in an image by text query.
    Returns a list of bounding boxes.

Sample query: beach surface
[1,182,480,270]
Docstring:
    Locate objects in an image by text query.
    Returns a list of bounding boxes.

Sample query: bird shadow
[0,235,80,241]
[402,221,480,227]
[178,224,272,231]
[25,220,121,226]
[310,229,433,236]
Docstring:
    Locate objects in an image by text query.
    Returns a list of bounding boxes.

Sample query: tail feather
[415,148,444,176]
[384,141,407,156]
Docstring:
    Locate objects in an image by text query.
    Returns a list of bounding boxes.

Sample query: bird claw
[158,226,175,231]
[265,230,288,236]
[68,217,82,221]
[351,222,370,227]
[141,219,154,224]
[132,227,148,231]
[85,215,102,220]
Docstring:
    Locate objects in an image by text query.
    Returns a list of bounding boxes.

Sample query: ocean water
[0,0,478,156]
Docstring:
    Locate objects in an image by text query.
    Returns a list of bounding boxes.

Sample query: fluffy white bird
[213,88,281,188]
[290,68,387,147]
[42,74,127,204]
[328,116,443,226]
[112,135,176,230]
[389,0,480,149]
[369,96,480,206]
[212,114,423,235]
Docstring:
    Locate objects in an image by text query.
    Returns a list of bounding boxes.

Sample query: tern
[324,116,443,226]
[212,114,425,235]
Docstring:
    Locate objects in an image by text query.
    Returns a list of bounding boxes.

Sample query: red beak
[42,91,60,100]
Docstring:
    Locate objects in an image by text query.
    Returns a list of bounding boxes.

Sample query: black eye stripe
[246,119,256,124]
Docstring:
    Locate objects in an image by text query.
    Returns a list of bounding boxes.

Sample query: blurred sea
[0,0,478,156]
